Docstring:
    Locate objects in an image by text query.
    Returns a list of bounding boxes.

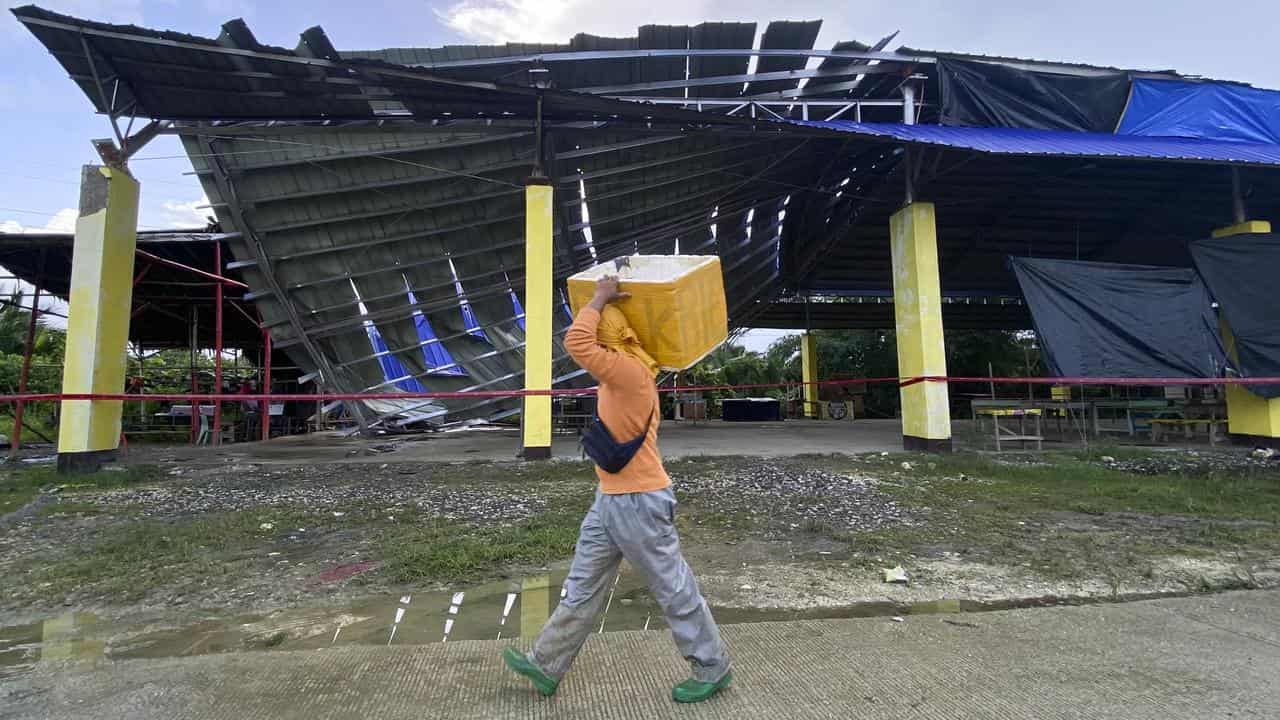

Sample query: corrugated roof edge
[897,45,1185,79]
[11,4,299,56]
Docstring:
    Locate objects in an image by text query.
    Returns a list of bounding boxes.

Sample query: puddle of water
[0,567,1193,681]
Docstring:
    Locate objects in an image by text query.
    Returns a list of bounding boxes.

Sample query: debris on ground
[883,566,909,584]
[1252,448,1277,460]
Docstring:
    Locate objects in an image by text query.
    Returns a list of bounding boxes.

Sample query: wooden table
[1091,400,1169,437]
[975,407,1044,451]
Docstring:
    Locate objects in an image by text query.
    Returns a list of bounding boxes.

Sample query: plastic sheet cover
[1009,257,1227,379]
[1189,233,1280,398]
[937,58,1131,132]
[1118,79,1280,145]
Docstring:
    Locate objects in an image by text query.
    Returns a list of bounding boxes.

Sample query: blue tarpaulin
[460,300,488,341]
[1117,79,1280,145]
[366,324,427,392]
[793,119,1280,166]
[407,289,465,376]
[509,290,526,331]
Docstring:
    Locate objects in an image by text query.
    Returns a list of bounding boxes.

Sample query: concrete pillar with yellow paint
[57,165,140,473]
[522,178,554,459]
[1214,219,1280,443]
[890,201,952,451]
[801,332,819,418]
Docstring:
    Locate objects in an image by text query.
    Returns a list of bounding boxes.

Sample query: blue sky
[2,0,1277,349]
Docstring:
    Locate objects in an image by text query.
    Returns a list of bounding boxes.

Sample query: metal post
[261,328,272,442]
[902,83,917,206]
[213,241,223,445]
[1231,167,1246,224]
[10,283,42,458]
[901,83,916,125]
[190,306,198,445]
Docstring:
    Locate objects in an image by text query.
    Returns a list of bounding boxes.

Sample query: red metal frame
[213,242,223,445]
[9,284,41,457]
[261,327,272,442]
[135,249,248,290]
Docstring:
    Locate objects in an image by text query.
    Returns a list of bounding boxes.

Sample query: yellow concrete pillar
[890,202,952,451]
[801,332,819,418]
[522,179,554,459]
[57,166,139,473]
[1214,220,1280,441]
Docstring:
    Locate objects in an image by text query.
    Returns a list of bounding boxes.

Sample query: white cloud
[436,0,736,43]
[159,197,213,229]
[0,208,78,234]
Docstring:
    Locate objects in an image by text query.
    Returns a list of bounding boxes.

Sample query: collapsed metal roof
[13,5,1280,427]
[0,229,260,348]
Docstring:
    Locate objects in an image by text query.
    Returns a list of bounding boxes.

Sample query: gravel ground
[672,459,910,532]
[1098,450,1280,476]
[89,462,550,524]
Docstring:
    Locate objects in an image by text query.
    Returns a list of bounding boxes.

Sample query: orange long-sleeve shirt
[564,307,671,494]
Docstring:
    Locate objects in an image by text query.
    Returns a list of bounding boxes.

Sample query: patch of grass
[877,451,1280,521]
[27,507,323,601]
[828,450,1280,586]
[37,500,107,517]
[378,511,583,584]
[1,463,161,515]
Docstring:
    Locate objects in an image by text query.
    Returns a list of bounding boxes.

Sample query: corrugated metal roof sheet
[793,120,1280,167]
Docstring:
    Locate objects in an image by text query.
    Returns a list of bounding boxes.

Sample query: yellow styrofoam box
[567,255,728,371]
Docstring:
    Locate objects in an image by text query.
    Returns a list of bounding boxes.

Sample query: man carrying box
[503,275,732,704]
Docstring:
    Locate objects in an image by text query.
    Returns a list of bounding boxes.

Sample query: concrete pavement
[5,590,1279,719]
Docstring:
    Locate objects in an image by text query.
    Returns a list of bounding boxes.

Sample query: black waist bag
[581,402,656,474]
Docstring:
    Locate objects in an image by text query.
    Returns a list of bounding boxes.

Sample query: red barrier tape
[3,375,1279,404]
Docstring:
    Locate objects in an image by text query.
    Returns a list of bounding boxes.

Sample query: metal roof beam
[602,96,906,108]
[562,138,781,183]
[560,155,778,208]
[578,64,904,95]
[400,48,935,70]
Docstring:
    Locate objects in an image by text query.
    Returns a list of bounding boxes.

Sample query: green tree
[681,327,1037,419]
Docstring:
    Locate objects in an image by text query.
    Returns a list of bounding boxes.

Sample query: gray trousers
[529,487,730,683]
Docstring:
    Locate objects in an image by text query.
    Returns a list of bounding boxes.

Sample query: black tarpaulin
[937,58,1131,132]
[1189,233,1280,398]
[1009,257,1227,379]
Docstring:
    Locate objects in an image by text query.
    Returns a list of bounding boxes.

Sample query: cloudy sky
[2,0,1276,346]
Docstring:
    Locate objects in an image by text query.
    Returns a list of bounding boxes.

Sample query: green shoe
[502,646,559,697]
[672,671,732,703]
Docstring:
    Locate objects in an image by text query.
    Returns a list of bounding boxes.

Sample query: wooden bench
[1150,418,1228,445]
